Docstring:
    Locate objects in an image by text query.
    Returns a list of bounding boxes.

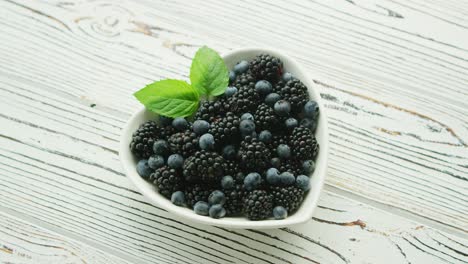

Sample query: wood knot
[74,2,134,38]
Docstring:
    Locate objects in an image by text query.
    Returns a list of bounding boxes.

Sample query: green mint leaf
[134,79,199,118]
[190,46,229,96]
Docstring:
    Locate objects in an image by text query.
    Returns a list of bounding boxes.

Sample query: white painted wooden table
[0,0,467,263]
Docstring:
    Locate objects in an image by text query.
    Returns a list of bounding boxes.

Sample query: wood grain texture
[0,212,130,264]
[0,0,466,230]
[0,167,467,264]
[0,0,467,263]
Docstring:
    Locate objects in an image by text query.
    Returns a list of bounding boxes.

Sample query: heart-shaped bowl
[120,48,329,229]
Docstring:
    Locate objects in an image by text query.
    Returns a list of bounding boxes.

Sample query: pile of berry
[130,54,319,220]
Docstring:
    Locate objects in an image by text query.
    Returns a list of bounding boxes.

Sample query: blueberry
[302,160,315,175]
[222,145,236,160]
[304,101,319,119]
[266,168,280,185]
[234,60,249,74]
[270,157,281,168]
[136,159,152,179]
[282,72,294,82]
[300,118,317,132]
[277,144,291,159]
[229,70,236,84]
[171,191,185,206]
[244,172,262,191]
[239,120,255,135]
[172,117,189,131]
[296,175,310,191]
[240,113,254,122]
[167,154,184,169]
[259,130,272,143]
[199,133,215,150]
[221,175,235,190]
[265,93,281,106]
[225,86,238,97]
[153,140,169,156]
[148,155,164,169]
[273,206,288,219]
[193,120,210,135]
[194,201,210,216]
[280,172,295,186]
[285,118,298,130]
[255,80,272,95]
[209,204,226,219]
[159,115,173,126]
[274,100,291,117]
[208,190,226,205]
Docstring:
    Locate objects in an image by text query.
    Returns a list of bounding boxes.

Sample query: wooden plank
[0,0,467,262]
[0,212,131,264]
[0,130,466,263]
[0,0,466,231]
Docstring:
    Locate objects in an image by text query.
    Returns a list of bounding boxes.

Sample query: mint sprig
[134,80,199,118]
[190,46,229,97]
[134,46,228,118]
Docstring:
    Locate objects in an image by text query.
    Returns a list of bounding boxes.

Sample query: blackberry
[232,72,255,90]
[159,125,176,140]
[130,121,159,158]
[224,160,241,176]
[224,184,245,216]
[195,98,231,122]
[150,166,184,198]
[290,127,319,160]
[243,190,273,220]
[184,183,215,208]
[183,150,225,183]
[238,136,271,172]
[168,130,199,157]
[254,103,279,131]
[278,159,302,176]
[279,79,309,113]
[270,186,304,212]
[250,54,283,83]
[273,80,286,94]
[234,171,246,184]
[208,112,240,145]
[229,85,260,115]
[270,133,289,153]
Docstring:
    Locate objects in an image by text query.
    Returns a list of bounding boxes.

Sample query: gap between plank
[325,185,468,238]
[0,205,141,264]
[0,184,466,264]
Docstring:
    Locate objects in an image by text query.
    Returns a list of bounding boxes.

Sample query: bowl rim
[119,47,329,229]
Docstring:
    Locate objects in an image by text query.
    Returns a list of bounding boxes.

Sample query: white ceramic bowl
[120,48,329,229]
